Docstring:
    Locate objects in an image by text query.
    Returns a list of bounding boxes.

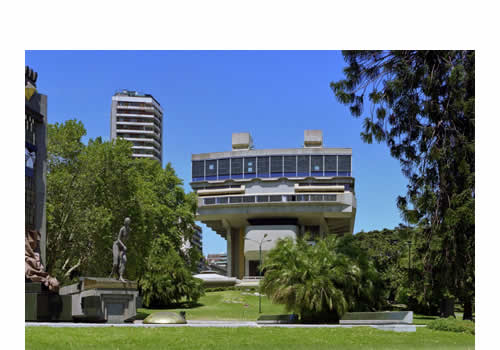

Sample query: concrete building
[110,90,163,163]
[191,224,203,253]
[206,253,228,270]
[191,130,356,279]
[25,66,48,265]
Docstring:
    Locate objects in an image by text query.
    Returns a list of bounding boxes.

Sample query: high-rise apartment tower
[110,90,163,163]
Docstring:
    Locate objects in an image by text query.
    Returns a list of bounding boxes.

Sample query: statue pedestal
[59,277,139,323]
[25,281,72,321]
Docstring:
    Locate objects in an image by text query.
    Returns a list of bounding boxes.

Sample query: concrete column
[226,230,232,277]
[238,228,245,279]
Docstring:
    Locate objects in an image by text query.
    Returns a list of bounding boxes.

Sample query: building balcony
[131,145,156,150]
[131,145,161,156]
[132,153,161,162]
[119,136,161,149]
[198,192,353,207]
[116,129,160,142]
[115,104,163,116]
[116,127,156,134]
[116,112,162,124]
[116,121,161,133]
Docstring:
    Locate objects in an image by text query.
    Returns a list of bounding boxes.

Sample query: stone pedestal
[25,282,72,321]
[59,277,139,323]
[340,311,413,325]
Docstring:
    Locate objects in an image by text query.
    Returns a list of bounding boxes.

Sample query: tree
[46,120,203,305]
[331,51,475,319]
[350,225,441,314]
[46,121,141,281]
[140,236,204,308]
[260,236,385,322]
[348,227,409,304]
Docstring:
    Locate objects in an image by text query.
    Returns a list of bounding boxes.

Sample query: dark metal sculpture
[109,217,131,282]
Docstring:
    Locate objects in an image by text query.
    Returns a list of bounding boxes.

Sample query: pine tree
[331,51,474,319]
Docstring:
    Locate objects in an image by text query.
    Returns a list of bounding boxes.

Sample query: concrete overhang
[198,203,355,237]
[294,184,345,192]
[197,186,245,196]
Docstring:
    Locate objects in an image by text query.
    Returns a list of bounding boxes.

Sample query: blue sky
[25,50,409,255]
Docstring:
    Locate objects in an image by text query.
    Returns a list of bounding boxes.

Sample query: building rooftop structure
[113,90,162,107]
[191,130,357,278]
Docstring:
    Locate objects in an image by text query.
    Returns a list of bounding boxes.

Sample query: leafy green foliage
[46,120,202,304]
[350,226,442,314]
[350,228,408,303]
[141,238,204,308]
[260,236,385,322]
[427,317,475,335]
[331,51,475,317]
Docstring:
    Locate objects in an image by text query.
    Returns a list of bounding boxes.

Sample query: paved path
[25,321,423,332]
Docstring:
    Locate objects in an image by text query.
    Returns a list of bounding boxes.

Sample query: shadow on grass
[136,302,205,320]
[135,312,150,320]
[415,316,438,320]
[145,301,205,310]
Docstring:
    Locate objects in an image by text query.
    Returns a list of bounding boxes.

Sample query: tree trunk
[463,299,473,321]
[440,298,455,318]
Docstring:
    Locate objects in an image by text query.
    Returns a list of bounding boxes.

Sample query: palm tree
[260,235,384,322]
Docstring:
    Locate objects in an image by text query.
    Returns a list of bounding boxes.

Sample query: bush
[427,317,475,335]
[140,236,204,308]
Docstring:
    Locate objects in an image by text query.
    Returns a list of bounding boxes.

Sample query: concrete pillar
[226,230,232,277]
[238,228,245,279]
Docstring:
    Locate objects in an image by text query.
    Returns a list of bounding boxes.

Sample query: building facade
[110,90,163,163]
[25,66,48,265]
[191,224,203,253]
[206,253,228,270]
[191,130,357,278]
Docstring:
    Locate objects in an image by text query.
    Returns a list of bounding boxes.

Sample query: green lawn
[26,291,474,349]
[414,314,439,325]
[137,290,288,321]
[137,291,448,325]
[26,326,475,350]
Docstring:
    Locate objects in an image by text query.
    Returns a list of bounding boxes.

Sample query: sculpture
[25,229,59,292]
[109,217,131,282]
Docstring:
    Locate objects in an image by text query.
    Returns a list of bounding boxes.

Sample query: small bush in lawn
[427,317,475,335]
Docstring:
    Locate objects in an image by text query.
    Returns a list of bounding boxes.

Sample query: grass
[427,317,475,335]
[26,291,475,349]
[413,314,439,325]
[138,291,458,325]
[25,326,475,350]
[137,291,288,321]
[413,313,475,326]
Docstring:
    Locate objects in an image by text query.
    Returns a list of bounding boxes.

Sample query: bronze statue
[25,229,59,292]
[109,217,131,282]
